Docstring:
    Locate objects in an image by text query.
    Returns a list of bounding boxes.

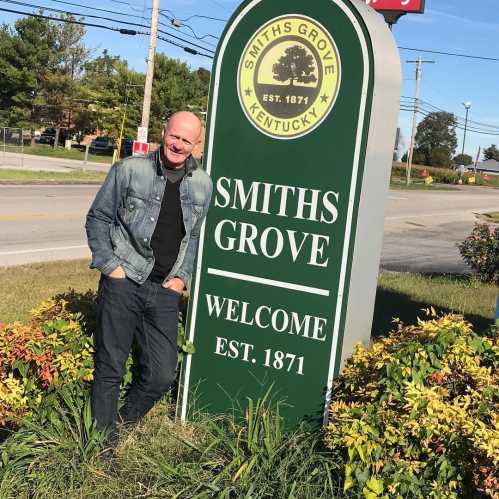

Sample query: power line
[0,6,212,57]
[39,0,217,47]
[162,14,218,43]
[43,0,216,46]
[401,96,499,132]
[108,0,146,14]
[0,0,150,26]
[156,27,214,54]
[40,0,146,19]
[157,35,212,59]
[399,107,499,136]
[176,13,227,23]
[0,5,146,34]
[0,0,215,54]
[402,105,499,133]
[399,46,499,63]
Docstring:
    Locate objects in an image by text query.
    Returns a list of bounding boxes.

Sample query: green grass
[0,260,100,323]
[0,386,344,498]
[0,168,107,184]
[390,176,457,191]
[1,260,496,335]
[4,144,113,164]
[477,211,499,223]
[373,272,496,336]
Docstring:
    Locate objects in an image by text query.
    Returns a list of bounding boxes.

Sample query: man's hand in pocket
[108,265,126,279]
[162,277,184,294]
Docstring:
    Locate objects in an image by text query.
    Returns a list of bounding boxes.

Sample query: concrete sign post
[178,0,401,427]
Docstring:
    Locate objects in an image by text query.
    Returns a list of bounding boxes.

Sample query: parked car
[38,127,70,146]
[89,137,115,155]
[121,138,133,157]
[38,128,56,145]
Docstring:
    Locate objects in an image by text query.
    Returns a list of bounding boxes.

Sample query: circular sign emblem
[238,15,341,140]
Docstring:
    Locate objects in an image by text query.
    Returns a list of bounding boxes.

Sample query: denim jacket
[85,150,212,285]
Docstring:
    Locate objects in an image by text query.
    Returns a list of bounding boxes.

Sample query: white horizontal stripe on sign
[207,268,330,297]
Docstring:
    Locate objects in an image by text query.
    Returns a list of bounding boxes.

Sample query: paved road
[0,184,497,272]
[382,187,498,273]
[0,151,110,172]
[0,184,98,266]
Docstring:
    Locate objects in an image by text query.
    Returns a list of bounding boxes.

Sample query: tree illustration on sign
[272,45,317,87]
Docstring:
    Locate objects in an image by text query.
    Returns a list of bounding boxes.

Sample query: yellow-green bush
[0,298,94,428]
[325,312,498,498]
[0,291,192,431]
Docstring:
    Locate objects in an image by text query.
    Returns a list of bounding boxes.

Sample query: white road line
[386,208,499,220]
[207,268,330,297]
[388,196,408,200]
[0,245,88,256]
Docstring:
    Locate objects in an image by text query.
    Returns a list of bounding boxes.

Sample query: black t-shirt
[147,163,186,283]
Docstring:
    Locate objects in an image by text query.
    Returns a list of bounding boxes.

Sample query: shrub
[458,223,499,285]
[391,164,459,184]
[0,291,194,430]
[0,298,94,428]
[324,312,499,498]
[391,163,497,187]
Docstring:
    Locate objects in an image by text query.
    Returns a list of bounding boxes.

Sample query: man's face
[162,116,200,168]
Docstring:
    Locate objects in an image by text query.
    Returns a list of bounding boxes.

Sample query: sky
[2,0,499,159]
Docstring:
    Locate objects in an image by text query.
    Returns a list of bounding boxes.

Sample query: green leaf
[344,464,353,491]
[366,476,384,494]
[181,341,196,354]
[13,359,29,378]
[355,467,369,484]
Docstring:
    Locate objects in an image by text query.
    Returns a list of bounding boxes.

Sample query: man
[86,111,212,436]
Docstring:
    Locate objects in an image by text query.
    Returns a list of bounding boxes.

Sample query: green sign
[178,0,401,427]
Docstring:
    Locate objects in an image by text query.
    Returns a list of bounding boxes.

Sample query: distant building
[472,158,499,176]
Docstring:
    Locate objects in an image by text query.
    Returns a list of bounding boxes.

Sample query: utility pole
[140,0,160,143]
[461,101,472,156]
[406,56,434,185]
[473,146,481,174]
[115,83,142,162]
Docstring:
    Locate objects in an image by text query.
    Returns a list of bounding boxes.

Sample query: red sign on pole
[133,141,149,156]
[365,0,425,13]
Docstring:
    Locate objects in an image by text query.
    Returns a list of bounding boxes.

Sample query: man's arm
[85,163,127,275]
[174,179,213,286]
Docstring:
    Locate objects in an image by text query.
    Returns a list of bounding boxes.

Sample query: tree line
[0,14,210,144]
[403,111,499,167]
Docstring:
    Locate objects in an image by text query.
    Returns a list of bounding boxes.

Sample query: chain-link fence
[0,127,24,167]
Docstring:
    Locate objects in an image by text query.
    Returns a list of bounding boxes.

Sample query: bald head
[166,112,202,140]
[162,111,203,168]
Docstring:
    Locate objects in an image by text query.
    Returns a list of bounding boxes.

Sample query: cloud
[426,8,499,33]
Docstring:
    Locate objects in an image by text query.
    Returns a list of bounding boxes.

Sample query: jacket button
[156,196,160,201]
[143,238,148,243]
[150,217,155,222]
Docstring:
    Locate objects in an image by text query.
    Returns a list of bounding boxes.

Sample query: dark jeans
[92,275,180,431]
